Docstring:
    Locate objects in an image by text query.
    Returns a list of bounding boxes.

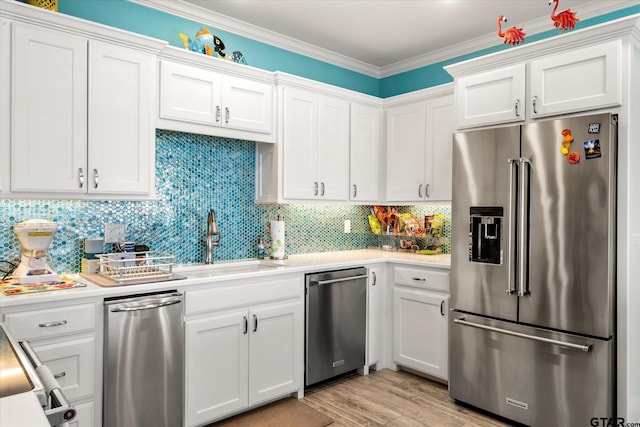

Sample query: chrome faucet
[205,209,220,264]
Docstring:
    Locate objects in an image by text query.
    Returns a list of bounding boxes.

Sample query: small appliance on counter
[13,219,58,284]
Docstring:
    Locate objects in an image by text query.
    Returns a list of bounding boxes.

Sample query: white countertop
[0,249,450,308]
[0,391,49,427]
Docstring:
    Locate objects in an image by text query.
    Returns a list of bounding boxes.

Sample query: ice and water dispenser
[469,207,503,265]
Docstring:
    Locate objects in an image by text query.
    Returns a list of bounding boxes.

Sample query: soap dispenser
[257,236,266,259]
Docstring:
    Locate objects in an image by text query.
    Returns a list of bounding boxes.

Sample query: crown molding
[133,0,638,79]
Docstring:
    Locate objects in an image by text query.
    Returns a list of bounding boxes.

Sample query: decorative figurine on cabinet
[496,15,526,46]
[549,0,579,31]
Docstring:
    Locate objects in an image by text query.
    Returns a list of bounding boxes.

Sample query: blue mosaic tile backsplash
[0,130,450,274]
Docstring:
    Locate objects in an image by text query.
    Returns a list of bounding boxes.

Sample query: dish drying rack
[97,251,175,284]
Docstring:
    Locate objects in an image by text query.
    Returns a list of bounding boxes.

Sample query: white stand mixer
[13,219,58,284]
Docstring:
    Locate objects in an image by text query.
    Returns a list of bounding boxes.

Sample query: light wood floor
[301,369,514,427]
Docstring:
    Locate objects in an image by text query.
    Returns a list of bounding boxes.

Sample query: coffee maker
[13,219,58,284]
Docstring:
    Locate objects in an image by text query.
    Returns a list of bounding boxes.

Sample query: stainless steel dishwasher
[104,291,183,427]
[305,267,367,387]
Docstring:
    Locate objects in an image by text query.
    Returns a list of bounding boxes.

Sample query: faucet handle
[208,209,220,235]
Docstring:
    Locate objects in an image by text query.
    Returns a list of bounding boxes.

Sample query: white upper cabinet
[1,2,165,199]
[448,32,623,129]
[10,22,88,194]
[529,40,621,118]
[385,101,426,202]
[281,86,349,201]
[158,54,274,143]
[385,85,454,203]
[350,103,382,202]
[425,93,455,201]
[88,40,156,195]
[455,64,525,128]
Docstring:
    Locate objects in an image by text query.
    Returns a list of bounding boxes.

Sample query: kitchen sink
[174,259,286,279]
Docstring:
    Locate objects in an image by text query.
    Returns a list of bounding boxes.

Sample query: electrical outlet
[104,224,126,244]
[344,219,351,234]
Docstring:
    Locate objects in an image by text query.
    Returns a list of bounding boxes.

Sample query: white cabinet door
[160,60,221,125]
[393,287,448,380]
[11,22,87,193]
[248,300,302,406]
[223,76,273,134]
[367,266,383,367]
[350,103,381,202]
[425,93,455,201]
[529,40,621,118]
[67,401,95,427]
[455,63,525,128]
[282,87,318,199]
[185,312,249,427]
[317,95,349,200]
[32,336,96,402]
[88,40,155,194]
[385,101,426,202]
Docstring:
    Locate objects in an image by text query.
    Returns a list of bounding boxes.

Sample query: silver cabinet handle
[320,182,325,196]
[253,314,258,332]
[514,99,520,117]
[110,297,182,312]
[225,107,230,124]
[418,184,423,198]
[243,316,248,334]
[78,168,84,188]
[453,317,592,352]
[506,158,518,295]
[412,277,426,282]
[311,274,368,286]
[425,183,431,198]
[371,271,376,286]
[440,300,445,316]
[93,168,99,189]
[216,106,221,123]
[532,96,538,115]
[518,157,531,296]
[353,184,357,198]
[39,320,67,328]
[314,182,318,196]
[53,371,66,379]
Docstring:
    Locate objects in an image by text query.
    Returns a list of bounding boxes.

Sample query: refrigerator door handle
[506,158,518,295]
[453,317,593,352]
[518,157,531,296]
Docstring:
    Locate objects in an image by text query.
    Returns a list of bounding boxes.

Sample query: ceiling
[134,0,637,76]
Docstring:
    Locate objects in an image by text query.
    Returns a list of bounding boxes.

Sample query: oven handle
[19,341,77,425]
[310,274,368,286]
[453,317,592,352]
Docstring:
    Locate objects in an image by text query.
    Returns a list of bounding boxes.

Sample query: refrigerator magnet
[588,123,601,134]
[560,128,574,155]
[566,151,580,164]
[584,139,602,159]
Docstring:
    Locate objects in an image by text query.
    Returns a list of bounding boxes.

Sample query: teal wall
[55,0,640,98]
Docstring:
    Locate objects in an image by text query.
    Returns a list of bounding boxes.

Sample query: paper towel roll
[270,220,285,259]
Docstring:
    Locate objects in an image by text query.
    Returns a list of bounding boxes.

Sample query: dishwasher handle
[109,296,183,312]
[310,274,368,286]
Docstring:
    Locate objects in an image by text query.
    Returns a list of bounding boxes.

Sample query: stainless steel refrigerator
[449,113,616,426]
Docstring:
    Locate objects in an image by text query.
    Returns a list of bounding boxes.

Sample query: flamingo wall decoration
[497,15,526,46]
[549,0,579,31]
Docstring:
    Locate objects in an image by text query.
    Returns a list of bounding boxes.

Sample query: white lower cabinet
[367,265,383,368]
[1,302,101,427]
[184,276,303,426]
[392,266,449,380]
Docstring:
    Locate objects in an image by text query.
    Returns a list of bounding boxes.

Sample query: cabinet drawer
[393,266,449,292]
[3,303,95,340]
[32,336,96,401]
[68,400,95,427]
[186,276,302,316]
